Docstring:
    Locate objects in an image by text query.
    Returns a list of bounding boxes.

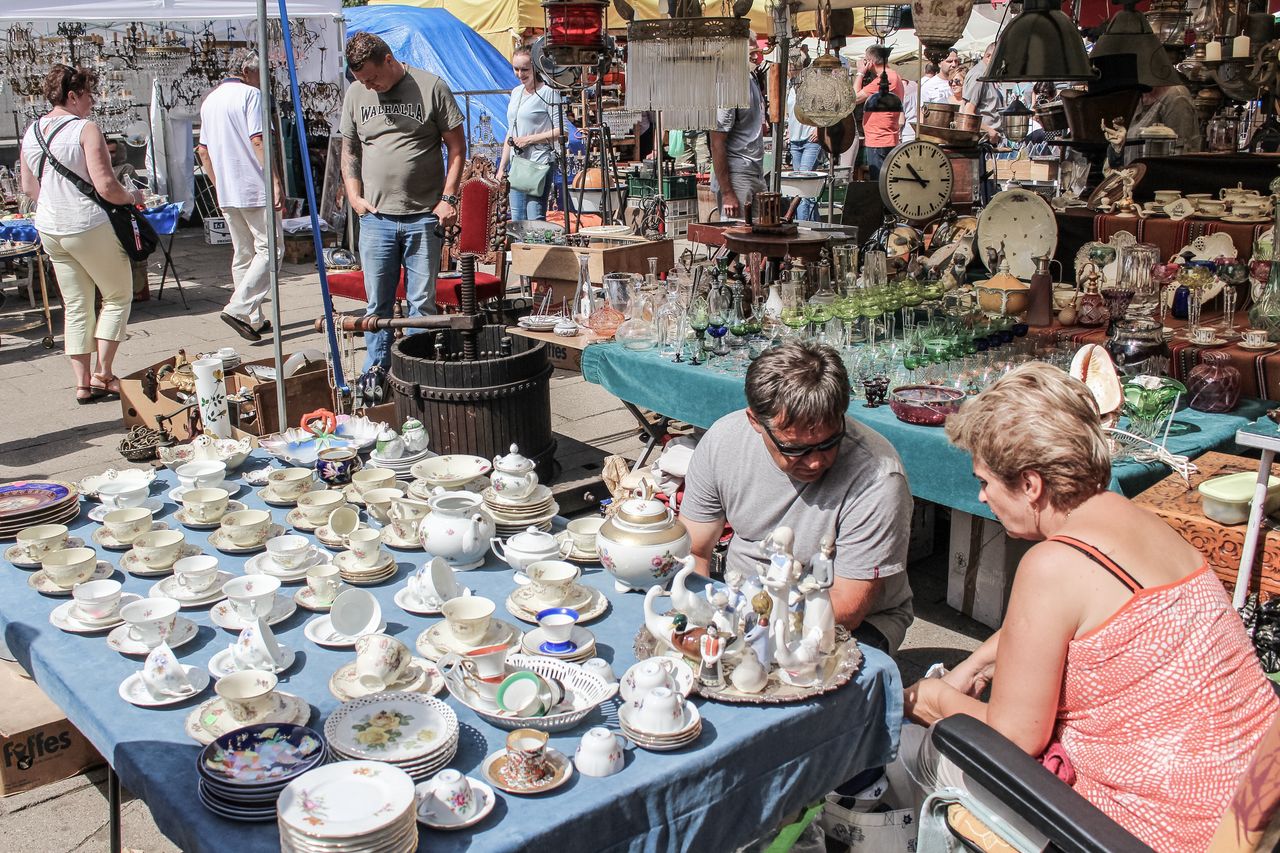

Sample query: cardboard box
[948,510,1033,628]
[230,357,336,437]
[0,661,102,797]
[203,217,231,245]
[509,235,675,308]
[1133,451,1280,601]
[506,326,606,372]
[282,231,339,265]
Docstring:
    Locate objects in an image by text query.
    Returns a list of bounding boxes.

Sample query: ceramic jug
[596,483,691,592]
[491,444,538,501]
[420,491,496,570]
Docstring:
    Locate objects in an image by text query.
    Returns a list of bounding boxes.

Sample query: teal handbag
[508,153,550,195]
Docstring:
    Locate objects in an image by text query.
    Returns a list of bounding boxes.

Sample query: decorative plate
[303,614,387,648]
[506,584,608,625]
[256,415,385,466]
[481,746,573,795]
[324,693,458,763]
[186,692,310,746]
[977,188,1058,280]
[77,468,156,500]
[633,625,864,704]
[415,618,522,661]
[0,480,76,516]
[277,760,416,839]
[198,723,325,787]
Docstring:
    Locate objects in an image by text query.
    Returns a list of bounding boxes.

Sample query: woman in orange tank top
[903,363,1278,852]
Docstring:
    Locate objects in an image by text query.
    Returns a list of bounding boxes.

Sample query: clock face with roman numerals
[877,140,954,223]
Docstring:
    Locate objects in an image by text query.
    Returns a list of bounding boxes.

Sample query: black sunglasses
[761,420,845,458]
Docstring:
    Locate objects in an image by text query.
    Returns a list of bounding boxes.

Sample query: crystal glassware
[1122,375,1187,442]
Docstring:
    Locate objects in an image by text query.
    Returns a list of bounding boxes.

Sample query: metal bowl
[888,385,966,426]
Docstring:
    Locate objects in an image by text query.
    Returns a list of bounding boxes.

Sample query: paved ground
[0,228,985,852]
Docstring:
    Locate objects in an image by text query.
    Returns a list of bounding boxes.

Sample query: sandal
[90,372,122,400]
[75,386,98,405]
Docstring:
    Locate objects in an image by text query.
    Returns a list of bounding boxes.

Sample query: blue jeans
[357,211,442,371]
[508,164,557,221]
[865,146,892,180]
[789,140,826,222]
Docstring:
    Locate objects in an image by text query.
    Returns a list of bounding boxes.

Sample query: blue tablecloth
[581,343,1275,519]
[0,458,902,853]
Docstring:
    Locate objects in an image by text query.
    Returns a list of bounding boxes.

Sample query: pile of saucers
[366,448,432,481]
[618,685,702,752]
[278,761,418,853]
[483,486,559,535]
[323,692,458,781]
[0,481,79,540]
[335,550,397,586]
[196,723,327,822]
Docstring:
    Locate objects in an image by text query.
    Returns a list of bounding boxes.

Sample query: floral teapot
[491,444,539,501]
[597,483,691,592]
[490,525,572,573]
[419,491,496,571]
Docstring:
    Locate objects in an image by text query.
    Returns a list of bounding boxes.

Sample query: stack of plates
[323,693,458,782]
[619,702,703,752]
[483,486,559,535]
[197,723,327,822]
[517,314,561,332]
[0,480,80,540]
[278,761,418,853]
[334,550,397,586]
[366,448,433,480]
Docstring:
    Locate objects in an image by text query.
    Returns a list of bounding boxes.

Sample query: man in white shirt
[900,79,919,143]
[921,62,953,105]
[197,49,283,342]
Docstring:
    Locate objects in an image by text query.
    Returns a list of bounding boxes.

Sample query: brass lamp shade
[982,0,1095,82]
[1091,7,1182,88]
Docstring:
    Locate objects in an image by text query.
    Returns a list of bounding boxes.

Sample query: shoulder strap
[33,118,103,204]
[1047,535,1145,592]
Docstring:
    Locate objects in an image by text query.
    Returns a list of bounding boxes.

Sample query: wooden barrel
[388,326,557,481]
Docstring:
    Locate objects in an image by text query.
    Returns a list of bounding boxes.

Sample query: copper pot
[1034,100,1068,132]
[921,102,959,128]
[951,112,982,133]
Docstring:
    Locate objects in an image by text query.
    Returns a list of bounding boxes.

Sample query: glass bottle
[1076,265,1108,326]
[1249,203,1280,341]
[573,253,596,326]
[654,277,685,358]
[1118,242,1160,320]
[1186,351,1241,412]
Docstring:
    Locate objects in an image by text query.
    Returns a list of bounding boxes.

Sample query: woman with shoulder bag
[18,64,144,405]
[498,47,563,222]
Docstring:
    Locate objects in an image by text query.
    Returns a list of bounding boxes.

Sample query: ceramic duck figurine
[669,613,710,662]
[729,642,769,694]
[802,533,837,654]
[771,604,824,689]
[643,586,678,655]
[670,559,715,627]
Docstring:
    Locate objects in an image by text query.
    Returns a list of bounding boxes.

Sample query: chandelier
[794,51,856,127]
[624,16,752,131]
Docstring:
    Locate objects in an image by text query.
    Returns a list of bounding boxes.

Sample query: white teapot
[491,525,572,573]
[597,483,691,592]
[401,419,429,454]
[419,491,495,571]
[491,444,538,501]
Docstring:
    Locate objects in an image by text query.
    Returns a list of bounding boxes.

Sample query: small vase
[1186,352,1241,413]
[1122,375,1187,441]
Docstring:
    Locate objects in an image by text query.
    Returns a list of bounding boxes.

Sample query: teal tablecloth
[0,456,901,853]
[581,343,1275,519]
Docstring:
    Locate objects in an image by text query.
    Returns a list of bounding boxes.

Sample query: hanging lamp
[863,71,903,114]
[911,0,978,63]
[1000,96,1033,141]
[623,15,751,130]
[1091,1,1182,88]
[542,0,609,66]
[863,5,904,42]
[794,50,856,127]
[982,0,1095,82]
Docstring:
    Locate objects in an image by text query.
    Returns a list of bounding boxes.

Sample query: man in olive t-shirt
[339,32,466,371]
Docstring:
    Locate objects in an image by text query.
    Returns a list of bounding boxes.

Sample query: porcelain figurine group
[643,526,836,694]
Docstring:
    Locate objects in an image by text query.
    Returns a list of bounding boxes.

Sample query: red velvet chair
[326,268,406,304]
[437,155,508,310]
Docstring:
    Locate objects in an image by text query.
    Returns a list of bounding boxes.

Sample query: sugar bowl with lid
[596,483,691,591]
[490,444,538,501]
[490,526,572,573]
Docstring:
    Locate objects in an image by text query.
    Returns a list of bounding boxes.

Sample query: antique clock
[877,140,954,223]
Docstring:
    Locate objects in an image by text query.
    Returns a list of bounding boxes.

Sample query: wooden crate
[509,235,674,284]
[231,357,336,436]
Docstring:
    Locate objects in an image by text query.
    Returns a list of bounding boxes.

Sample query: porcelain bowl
[159,437,253,471]
[410,455,493,490]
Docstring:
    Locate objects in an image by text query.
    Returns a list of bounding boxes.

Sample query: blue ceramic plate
[197,723,325,787]
[0,481,75,515]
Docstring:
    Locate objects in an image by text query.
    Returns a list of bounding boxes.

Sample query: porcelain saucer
[107,617,198,655]
[209,596,297,632]
[207,644,297,679]
[258,482,324,507]
[303,614,387,648]
[50,593,141,632]
[481,746,573,795]
[554,531,599,565]
[93,521,170,550]
[293,583,349,612]
[1187,336,1231,347]
[209,524,285,555]
[1240,340,1278,351]
[119,666,210,708]
[6,537,86,568]
[393,586,471,616]
[506,584,607,625]
[415,618,521,661]
[149,572,234,607]
[332,548,396,577]
[284,507,323,532]
[29,561,114,595]
[379,525,422,551]
[169,481,239,503]
[315,522,368,550]
[328,657,443,701]
[342,483,408,506]
[244,547,331,583]
[122,543,203,577]
[1223,214,1271,224]
[174,501,247,530]
[415,777,496,830]
[185,691,310,745]
[87,499,162,523]
[521,625,596,660]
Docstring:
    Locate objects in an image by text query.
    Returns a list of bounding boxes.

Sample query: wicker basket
[441,653,618,732]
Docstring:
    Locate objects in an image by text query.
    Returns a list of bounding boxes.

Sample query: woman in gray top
[498,47,564,221]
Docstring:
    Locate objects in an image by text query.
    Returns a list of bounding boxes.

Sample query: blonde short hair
[945,362,1111,512]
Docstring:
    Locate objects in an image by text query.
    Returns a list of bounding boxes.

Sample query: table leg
[1234,448,1274,609]
[622,401,669,472]
[107,764,122,853]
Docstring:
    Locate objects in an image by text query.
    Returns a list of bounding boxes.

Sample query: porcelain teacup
[574,727,625,777]
[407,556,459,608]
[440,642,516,703]
[176,461,226,492]
[1244,328,1270,346]
[182,487,230,523]
[624,659,677,704]
[315,447,361,487]
[351,468,395,497]
[1190,326,1216,344]
[41,547,99,588]
[306,564,341,605]
[1153,190,1182,203]
[140,642,193,698]
[354,633,411,693]
[98,480,150,509]
[362,488,404,525]
[215,670,279,723]
[222,575,280,622]
[103,507,152,545]
[266,534,312,569]
[231,617,286,671]
[72,578,122,621]
[388,496,432,542]
[502,729,552,788]
[536,607,578,649]
[296,490,345,526]
[329,588,382,638]
[495,670,548,716]
[132,529,186,570]
[426,769,476,820]
[442,596,495,648]
[266,467,314,501]
[345,528,385,569]
[566,517,604,554]
[526,560,580,607]
[582,657,617,684]
[1232,202,1264,217]
[121,597,180,648]
[633,686,685,734]
[17,523,68,560]
[172,554,220,594]
[220,509,272,547]
[1196,199,1226,216]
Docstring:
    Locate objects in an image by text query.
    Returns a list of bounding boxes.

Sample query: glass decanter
[589,272,631,337]
[573,253,596,326]
[780,269,809,337]
[1186,351,1241,413]
[1117,242,1160,320]
[654,277,686,358]
[615,288,658,351]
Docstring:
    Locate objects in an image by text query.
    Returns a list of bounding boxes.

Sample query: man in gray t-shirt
[962,43,1006,144]
[679,343,915,653]
[710,76,766,220]
[339,32,466,372]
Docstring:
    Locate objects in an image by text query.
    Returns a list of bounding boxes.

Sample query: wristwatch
[440,194,459,207]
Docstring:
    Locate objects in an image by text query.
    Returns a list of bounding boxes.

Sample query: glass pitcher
[615,287,658,351]
[588,272,633,337]
[1117,242,1160,321]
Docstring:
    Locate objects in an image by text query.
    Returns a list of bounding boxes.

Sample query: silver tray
[632,625,863,704]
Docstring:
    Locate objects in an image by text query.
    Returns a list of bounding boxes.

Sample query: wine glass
[780,280,808,338]
[1216,257,1248,337]
[708,284,732,357]
[688,295,710,363]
